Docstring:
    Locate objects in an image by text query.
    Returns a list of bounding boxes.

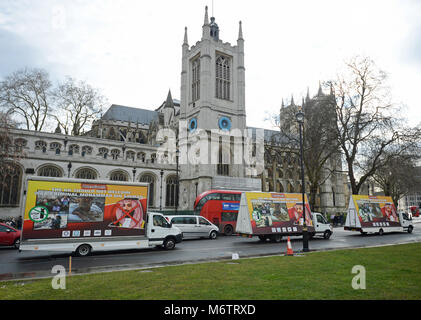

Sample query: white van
[310,212,333,239]
[166,215,219,240]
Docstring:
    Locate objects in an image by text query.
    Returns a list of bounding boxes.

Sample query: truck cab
[399,211,414,233]
[310,212,333,239]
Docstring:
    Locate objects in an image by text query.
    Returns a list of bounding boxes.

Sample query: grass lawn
[1,243,421,300]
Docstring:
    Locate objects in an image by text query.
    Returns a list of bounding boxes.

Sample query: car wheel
[163,237,176,250]
[209,230,217,240]
[13,238,20,249]
[408,226,413,234]
[323,230,331,239]
[224,225,234,236]
[76,244,91,257]
[378,228,384,236]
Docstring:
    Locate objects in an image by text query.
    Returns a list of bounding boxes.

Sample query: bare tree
[268,92,341,211]
[0,68,52,131]
[331,56,420,195]
[52,77,106,136]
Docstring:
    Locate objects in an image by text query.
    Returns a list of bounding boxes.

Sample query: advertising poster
[244,192,314,234]
[22,180,148,240]
[352,195,400,228]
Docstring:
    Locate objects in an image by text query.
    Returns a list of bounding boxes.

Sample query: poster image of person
[382,203,399,222]
[68,197,105,222]
[288,203,313,226]
[110,198,145,229]
[272,203,289,221]
[251,200,273,228]
[33,213,68,230]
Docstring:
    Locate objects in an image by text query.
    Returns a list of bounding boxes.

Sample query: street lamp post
[132,167,137,182]
[67,161,72,178]
[175,148,179,215]
[160,170,164,211]
[296,108,309,253]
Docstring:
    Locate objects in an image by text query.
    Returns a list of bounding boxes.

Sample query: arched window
[14,138,27,152]
[49,142,62,151]
[139,174,155,207]
[98,147,108,158]
[0,163,22,206]
[126,150,135,161]
[75,168,97,180]
[109,170,128,181]
[82,146,92,155]
[165,175,179,208]
[69,144,79,154]
[111,149,120,160]
[150,153,156,164]
[35,140,47,150]
[215,54,231,100]
[191,55,200,102]
[38,165,63,177]
[217,146,230,176]
[137,152,146,163]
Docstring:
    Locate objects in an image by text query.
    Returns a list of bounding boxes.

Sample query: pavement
[1,225,421,281]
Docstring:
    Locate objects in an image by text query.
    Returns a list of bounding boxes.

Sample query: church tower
[178,6,256,212]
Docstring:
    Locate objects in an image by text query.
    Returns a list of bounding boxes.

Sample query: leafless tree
[0,68,53,131]
[331,56,420,195]
[52,77,106,136]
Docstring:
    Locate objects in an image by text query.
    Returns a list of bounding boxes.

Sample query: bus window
[221,193,236,201]
[221,212,237,222]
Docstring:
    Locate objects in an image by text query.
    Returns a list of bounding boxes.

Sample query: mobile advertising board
[21,177,149,242]
[345,195,401,231]
[236,192,315,235]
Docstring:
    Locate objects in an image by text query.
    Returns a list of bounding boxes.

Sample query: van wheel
[209,230,217,240]
[76,244,91,257]
[408,226,413,233]
[378,229,384,236]
[323,230,331,239]
[224,225,234,236]
[270,235,282,243]
[163,237,176,250]
[258,235,267,242]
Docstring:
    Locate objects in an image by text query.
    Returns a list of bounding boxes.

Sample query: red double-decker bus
[193,190,242,235]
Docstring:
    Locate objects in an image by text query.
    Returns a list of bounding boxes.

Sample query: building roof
[102,104,159,124]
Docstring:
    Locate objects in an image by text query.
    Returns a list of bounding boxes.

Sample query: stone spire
[164,89,174,109]
[290,94,295,106]
[317,81,324,96]
[204,5,209,25]
[306,87,310,102]
[183,26,188,46]
[238,20,243,40]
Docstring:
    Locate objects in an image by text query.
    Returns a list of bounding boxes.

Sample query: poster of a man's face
[68,197,105,222]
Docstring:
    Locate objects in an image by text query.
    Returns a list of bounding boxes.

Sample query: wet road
[1,223,421,281]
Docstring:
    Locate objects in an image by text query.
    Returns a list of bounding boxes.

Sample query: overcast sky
[1,0,420,130]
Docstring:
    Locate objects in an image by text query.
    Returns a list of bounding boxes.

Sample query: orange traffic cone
[286,236,294,256]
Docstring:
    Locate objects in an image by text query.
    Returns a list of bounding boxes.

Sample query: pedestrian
[330,213,335,225]
[16,216,23,229]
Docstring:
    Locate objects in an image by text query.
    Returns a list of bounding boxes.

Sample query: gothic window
[126,150,135,161]
[82,146,93,156]
[110,170,128,181]
[140,174,155,207]
[215,54,231,100]
[14,138,27,152]
[0,163,22,206]
[69,144,79,154]
[150,153,157,164]
[38,165,63,177]
[165,175,179,208]
[217,147,230,176]
[111,149,120,160]
[75,168,97,180]
[50,142,62,151]
[98,147,109,158]
[137,152,146,163]
[191,55,200,102]
[35,140,47,150]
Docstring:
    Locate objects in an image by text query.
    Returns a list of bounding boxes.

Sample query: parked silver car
[166,215,219,240]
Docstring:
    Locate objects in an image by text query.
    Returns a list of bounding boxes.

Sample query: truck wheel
[408,226,413,234]
[224,225,234,236]
[163,237,176,250]
[270,235,282,243]
[323,230,331,239]
[76,244,91,257]
[258,235,267,242]
[209,230,217,239]
[378,229,384,236]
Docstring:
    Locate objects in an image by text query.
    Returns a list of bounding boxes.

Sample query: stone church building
[0,7,346,220]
